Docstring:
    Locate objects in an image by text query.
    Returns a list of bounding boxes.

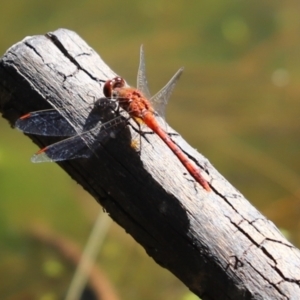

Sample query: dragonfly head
[103,77,126,98]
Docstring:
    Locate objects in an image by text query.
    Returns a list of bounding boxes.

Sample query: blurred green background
[1,0,300,299]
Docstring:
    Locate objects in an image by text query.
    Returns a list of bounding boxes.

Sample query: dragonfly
[16,46,211,192]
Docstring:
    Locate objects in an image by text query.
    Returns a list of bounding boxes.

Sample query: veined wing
[32,133,93,163]
[32,115,126,163]
[15,109,77,136]
[150,67,183,121]
[136,45,184,121]
[137,45,151,100]
[15,98,118,137]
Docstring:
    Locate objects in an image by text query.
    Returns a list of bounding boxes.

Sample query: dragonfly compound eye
[103,80,113,98]
[112,77,125,88]
[103,77,125,98]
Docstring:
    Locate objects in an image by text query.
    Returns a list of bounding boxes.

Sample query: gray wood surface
[1,28,299,300]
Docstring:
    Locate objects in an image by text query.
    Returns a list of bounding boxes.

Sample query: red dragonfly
[16,46,211,191]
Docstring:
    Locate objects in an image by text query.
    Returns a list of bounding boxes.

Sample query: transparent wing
[15,109,77,136]
[136,45,151,100]
[32,115,126,163]
[32,134,93,163]
[16,97,118,137]
[136,45,183,120]
[150,67,184,120]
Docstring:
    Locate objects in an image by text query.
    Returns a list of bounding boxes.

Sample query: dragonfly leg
[129,118,154,145]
